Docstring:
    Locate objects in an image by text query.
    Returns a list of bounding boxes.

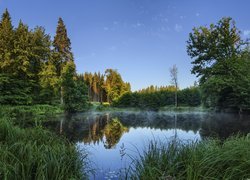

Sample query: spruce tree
[53,17,73,76]
[52,17,74,104]
[0,9,14,74]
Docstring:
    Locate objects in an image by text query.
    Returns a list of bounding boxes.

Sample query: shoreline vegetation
[0,117,88,179]
[0,105,250,179]
[128,136,250,180]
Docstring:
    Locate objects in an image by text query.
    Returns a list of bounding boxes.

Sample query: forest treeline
[0,9,249,112]
[0,9,132,111]
[113,85,201,110]
[115,17,250,111]
[0,9,88,112]
[81,69,131,103]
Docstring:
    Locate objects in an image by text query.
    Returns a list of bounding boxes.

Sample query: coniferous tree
[0,9,14,74]
[53,17,73,104]
[62,61,88,112]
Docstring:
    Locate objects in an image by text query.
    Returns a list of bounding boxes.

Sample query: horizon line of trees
[113,85,201,110]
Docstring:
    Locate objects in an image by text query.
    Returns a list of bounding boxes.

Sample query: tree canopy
[0,10,88,112]
[187,17,250,110]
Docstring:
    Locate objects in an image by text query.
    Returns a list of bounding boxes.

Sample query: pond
[24,111,250,179]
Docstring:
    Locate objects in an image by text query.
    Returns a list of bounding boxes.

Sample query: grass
[128,136,250,180]
[0,104,63,123]
[159,105,210,112]
[90,102,210,113]
[0,118,88,179]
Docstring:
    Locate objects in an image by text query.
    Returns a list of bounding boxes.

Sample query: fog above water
[41,111,250,143]
[28,111,249,179]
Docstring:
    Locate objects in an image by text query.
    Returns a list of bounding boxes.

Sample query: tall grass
[129,136,250,180]
[0,118,88,179]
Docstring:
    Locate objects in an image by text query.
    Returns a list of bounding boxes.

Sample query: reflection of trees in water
[110,112,202,133]
[103,118,128,149]
[41,112,250,145]
[48,114,128,149]
[200,114,250,139]
[83,114,108,145]
[82,116,128,149]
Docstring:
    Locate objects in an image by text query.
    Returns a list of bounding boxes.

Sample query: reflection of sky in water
[77,126,200,179]
[38,112,250,179]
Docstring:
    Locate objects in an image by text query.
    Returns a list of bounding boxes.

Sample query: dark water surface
[22,111,250,179]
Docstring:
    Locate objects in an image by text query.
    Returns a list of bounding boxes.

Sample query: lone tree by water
[170,64,178,107]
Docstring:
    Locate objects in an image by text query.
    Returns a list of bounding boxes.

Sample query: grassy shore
[0,104,64,123]
[90,102,209,113]
[129,136,250,180]
[0,117,87,179]
[0,105,88,179]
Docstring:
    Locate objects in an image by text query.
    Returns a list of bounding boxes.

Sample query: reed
[129,136,250,180]
[0,118,87,179]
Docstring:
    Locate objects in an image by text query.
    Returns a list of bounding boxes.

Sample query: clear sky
[1,0,250,91]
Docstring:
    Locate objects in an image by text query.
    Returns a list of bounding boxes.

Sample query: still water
[32,111,250,179]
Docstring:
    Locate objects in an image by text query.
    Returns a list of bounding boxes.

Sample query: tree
[187,17,244,83]
[0,9,14,74]
[170,65,178,107]
[39,60,59,104]
[30,26,51,101]
[53,17,73,104]
[61,61,88,112]
[104,69,130,103]
[187,17,249,110]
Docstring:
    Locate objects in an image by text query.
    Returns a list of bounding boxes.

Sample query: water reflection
[82,116,128,149]
[103,118,128,149]
[200,113,250,139]
[24,111,250,179]
[40,112,250,144]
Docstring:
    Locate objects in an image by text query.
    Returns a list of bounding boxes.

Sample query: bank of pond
[0,105,250,179]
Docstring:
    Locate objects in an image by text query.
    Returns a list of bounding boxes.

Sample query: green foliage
[130,135,250,179]
[187,17,244,82]
[0,118,87,179]
[83,69,131,103]
[52,17,73,77]
[104,69,130,102]
[0,74,32,105]
[0,10,89,110]
[114,86,201,110]
[0,9,14,74]
[62,61,88,112]
[187,17,250,110]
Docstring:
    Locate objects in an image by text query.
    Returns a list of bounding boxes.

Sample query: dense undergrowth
[129,136,250,180]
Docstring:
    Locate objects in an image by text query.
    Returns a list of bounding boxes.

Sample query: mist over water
[26,111,249,179]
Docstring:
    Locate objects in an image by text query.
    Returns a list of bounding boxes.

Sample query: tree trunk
[60,86,63,105]
[175,90,178,107]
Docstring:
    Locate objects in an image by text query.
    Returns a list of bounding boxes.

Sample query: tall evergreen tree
[53,17,73,104]
[53,17,73,76]
[0,9,14,74]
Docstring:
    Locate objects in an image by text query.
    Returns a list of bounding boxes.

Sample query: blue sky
[1,0,250,91]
